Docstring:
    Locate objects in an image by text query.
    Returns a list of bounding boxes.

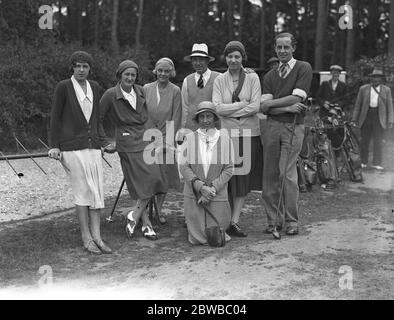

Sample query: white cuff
[292,89,307,100]
[261,94,273,102]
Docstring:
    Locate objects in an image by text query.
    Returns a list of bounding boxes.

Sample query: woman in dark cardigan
[100,60,167,241]
[48,51,111,255]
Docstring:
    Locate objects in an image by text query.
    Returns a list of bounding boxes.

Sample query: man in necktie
[352,68,394,170]
[180,43,221,133]
[260,32,312,237]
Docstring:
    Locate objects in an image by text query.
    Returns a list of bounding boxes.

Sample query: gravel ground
[0,153,126,222]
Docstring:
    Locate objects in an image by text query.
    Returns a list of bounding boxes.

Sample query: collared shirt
[197,128,220,178]
[194,69,212,87]
[277,57,307,100]
[370,85,380,108]
[71,75,93,122]
[120,86,137,110]
[331,80,338,91]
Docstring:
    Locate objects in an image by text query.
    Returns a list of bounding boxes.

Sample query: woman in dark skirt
[99,60,167,240]
[212,41,263,238]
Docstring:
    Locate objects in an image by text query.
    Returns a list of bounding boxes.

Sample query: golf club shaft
[14,136,47,175]
[108,178,125,220]
[0,151,21,178]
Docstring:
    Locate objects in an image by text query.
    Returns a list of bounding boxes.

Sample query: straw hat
[184,43,215,62]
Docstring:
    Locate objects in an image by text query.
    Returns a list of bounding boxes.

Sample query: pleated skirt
[62,149,104,209]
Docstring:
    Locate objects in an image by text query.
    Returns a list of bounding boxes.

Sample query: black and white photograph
[0,0,393,303]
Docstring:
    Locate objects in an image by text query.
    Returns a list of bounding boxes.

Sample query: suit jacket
[179,130,233,202]
[316,80,347,108]
[352,84,394,129]
[99,83,151,152]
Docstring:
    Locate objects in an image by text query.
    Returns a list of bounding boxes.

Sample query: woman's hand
[104,142,116,153]
[200,185,215,200]
[48,148,61,160]
[198,196,211,206]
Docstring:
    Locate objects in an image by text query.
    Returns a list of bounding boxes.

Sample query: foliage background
[1,0,394,151]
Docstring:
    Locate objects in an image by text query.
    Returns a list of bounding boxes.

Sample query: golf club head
[17,173,24,177]
[106,216,114,223]
[272,228,281,240]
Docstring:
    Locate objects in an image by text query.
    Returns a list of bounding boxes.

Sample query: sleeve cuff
[261,94,273,102]
[292,89,307,100]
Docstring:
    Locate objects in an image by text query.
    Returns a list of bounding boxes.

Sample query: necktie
[279,63,289,79]
[197,74,204,89]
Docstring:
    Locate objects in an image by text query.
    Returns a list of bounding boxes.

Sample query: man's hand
[103,143,116,153]
[285,103,307,114]
[260,100,274,113]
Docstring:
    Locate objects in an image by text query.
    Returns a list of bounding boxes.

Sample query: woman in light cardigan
[179,101,233,245]
[212,40,262,238]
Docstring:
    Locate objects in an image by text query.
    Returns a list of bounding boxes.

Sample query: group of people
[53,31,394,255]
[314,63,393,187]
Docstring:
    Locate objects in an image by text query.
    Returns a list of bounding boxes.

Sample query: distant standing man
[181,43,221,133]
[260,32,313,236]
[352,68,393,170]
[316,65,348,120]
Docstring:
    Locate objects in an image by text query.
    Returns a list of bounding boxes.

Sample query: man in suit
[316,65,348,120]
[352,68,394,170]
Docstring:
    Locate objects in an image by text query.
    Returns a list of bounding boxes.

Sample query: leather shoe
[286,227,299,235]
[84,239,102,255]
[142,225,158,241]
[93,239,112,254]
[126,210,137,239]
[156,212,167,224]
[265,225,282,234]
[227,222,247,237]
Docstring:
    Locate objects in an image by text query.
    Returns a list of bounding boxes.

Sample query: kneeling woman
[179,101,233,245]
[99,60,167,240]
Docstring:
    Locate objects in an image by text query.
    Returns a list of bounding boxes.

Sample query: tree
[389,0,394,56]
[314,0,329,70]
[346,0,357,68]
[135,0,144,53]
[259,1,266,69]
[111,0,119,55]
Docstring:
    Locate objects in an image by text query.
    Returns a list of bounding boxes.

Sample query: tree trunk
[239,0,244,41]
[314,0,329,70]
[111,0,119,55]
[260,1,266,69]
[227,0,234,39]
[135,0,144,54]
[94,0,100,48]
[345,0,357,67]
[365,0,379,57]
[77,0,84,42]
[301,0,310,61]
[270,0,277,44]
[389,0,394,56]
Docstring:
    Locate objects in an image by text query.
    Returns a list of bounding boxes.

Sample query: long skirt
[228,136,263,197]
[62,149,104,209]
[118,151,168,200]
[184,198,231,245]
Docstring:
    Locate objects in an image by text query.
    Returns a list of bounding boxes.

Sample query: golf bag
[297,127,317,191]
[312,129,339,186]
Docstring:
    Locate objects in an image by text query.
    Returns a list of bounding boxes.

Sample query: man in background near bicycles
[316,65,348,121]
[351,68,394,171]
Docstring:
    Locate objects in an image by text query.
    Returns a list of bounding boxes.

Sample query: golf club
[14,135,47,175]
[106,178,126,223]
[38,138,71,173]
[0,151,24,178]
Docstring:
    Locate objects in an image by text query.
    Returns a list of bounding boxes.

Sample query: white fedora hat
[184,43,215,62]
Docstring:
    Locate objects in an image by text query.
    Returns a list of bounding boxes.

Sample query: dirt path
[1,170,393,300]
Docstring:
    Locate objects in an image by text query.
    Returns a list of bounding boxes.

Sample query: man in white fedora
[181,43,221,132]
[352,67,393,170]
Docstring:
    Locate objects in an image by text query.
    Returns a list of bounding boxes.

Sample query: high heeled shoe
[84,239,102,255]
[126,210,137,239]
[93,239,112,254]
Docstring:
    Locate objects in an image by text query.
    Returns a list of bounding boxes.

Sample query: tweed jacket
[179,130,234,202]
[352,84,394,129]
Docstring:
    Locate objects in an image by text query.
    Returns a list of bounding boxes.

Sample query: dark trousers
[360,108,383,166]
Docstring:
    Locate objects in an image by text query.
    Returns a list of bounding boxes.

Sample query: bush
[0,35,153,152]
